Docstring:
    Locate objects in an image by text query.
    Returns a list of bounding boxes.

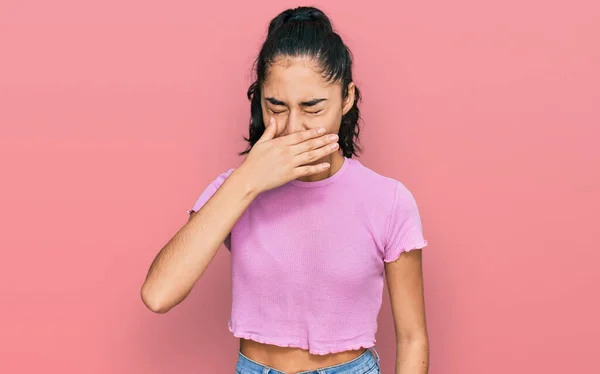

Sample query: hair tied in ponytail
[288,13,312,22]
[240,6,363,158]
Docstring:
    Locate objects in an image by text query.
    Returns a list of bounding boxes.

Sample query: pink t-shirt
[190,157,428,355]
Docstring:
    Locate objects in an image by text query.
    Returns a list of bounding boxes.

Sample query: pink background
[1,0,598,373]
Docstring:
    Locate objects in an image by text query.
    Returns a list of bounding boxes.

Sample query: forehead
[262,56,338,98]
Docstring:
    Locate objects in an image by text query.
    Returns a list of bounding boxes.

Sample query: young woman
[142,6,429,374]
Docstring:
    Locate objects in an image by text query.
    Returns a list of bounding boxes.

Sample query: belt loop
[369,346,380,364]
[262,368,270,374]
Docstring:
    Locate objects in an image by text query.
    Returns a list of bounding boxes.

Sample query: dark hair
[239,6,362,158]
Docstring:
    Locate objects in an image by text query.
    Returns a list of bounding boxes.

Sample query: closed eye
[268,108,323,115]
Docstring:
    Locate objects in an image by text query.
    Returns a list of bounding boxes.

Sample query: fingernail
[329,134,338,141]
[317,128,325,134]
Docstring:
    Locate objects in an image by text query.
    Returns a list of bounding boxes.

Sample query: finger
[281,127,326,146]
[296,141,339,166]
[291,133,338,156]
[293,162,331,177]
[256,117,277,144]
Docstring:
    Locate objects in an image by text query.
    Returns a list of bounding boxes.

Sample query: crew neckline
[289,156,350,188]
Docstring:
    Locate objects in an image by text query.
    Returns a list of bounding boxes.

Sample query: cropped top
[189,157,428,355]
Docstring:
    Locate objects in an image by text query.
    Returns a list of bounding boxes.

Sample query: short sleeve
[188,168,236,251]
[383,182,428,262]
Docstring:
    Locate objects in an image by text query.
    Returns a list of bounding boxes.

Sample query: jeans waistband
[236,346,380,374]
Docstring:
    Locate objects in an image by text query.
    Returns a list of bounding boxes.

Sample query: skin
[238,56,430,373]
[385,249,429,374]
[140,55,428,374]
[260,55,353,182]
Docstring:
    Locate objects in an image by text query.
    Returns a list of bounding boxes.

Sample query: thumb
[257,117,276,143]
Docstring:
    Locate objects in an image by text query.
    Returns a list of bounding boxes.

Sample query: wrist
[230,165,262,199]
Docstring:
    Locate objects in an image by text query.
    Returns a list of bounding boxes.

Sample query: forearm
[395,337,429,374]
[141,167,259,313]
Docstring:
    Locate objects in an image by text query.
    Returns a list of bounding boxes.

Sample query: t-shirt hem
[229,324,376,355]
[383,239,429,263]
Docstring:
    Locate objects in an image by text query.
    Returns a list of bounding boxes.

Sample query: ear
[342,82,356,115]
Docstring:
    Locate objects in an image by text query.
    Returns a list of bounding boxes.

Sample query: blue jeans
[235,346,381,374]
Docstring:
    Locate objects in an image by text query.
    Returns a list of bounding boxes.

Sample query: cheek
[318,109,343,133]
[262,109,287,137]
[261,108,270,127]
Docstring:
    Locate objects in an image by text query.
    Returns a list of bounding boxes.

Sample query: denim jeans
[235,346,381,374]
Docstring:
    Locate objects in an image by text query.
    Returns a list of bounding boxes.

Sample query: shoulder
[347,158,413,201]
[188,167,237,214]
[198,166,238,193]
[212,167,237,186]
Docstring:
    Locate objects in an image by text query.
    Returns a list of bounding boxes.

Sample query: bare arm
[385,248,429,374]
[140,167,258,314]
[140,120,339,314]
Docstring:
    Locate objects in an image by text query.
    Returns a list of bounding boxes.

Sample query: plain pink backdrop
[1,0,598,373]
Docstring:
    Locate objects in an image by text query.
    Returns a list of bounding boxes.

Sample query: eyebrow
[265,97,327,107]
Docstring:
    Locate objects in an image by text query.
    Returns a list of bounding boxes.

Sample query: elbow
[140,282,172,314]
[397,329,429,346]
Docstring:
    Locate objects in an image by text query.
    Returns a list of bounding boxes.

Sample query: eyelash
[269,109,322,115]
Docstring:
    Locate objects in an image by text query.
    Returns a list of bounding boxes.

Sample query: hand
[238,117,340,194]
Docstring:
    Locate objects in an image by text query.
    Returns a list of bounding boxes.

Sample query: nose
[283,110,307,135]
